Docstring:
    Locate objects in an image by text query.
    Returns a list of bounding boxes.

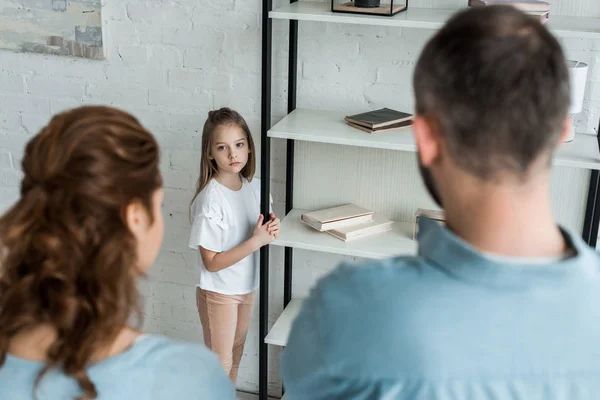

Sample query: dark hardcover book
[468,0,550,12]
[347,119,413,134]
[345,108,413,129]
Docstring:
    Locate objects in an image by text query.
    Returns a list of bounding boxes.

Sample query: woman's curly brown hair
[0,106,162,399]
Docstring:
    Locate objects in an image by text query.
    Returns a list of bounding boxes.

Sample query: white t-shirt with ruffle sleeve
[188,177,271,295]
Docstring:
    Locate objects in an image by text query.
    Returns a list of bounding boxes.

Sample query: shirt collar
[416,217,596,289]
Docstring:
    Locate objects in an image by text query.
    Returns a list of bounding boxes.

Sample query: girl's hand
[267,213,280,239]
[253,214,275,247]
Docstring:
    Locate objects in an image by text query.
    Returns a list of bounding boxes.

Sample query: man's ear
[413,115,442,166]
[558,115,573,144]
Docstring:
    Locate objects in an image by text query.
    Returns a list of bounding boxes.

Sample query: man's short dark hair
[413,5,570,179]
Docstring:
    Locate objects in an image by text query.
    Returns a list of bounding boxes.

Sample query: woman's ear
[125,200,149,237]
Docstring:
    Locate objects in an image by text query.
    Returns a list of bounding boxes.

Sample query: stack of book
[301,204,393,242]
[468,0,550,23]
[344,108,413,134]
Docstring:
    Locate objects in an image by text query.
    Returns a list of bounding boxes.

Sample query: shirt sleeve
[188,197,229,252]
[281,286,337,399]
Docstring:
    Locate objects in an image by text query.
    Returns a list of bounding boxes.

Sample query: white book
[326,217,394,242]
[300,204,373,232]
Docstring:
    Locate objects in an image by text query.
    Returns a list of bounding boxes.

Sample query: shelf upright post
[582,118,600,248]
[285,0,299,308]
[260,0,273,397]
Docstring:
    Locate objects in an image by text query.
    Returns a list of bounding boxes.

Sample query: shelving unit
[259,1,600,399]
[270,2,600,39]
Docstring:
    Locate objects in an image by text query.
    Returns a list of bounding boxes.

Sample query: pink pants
[196,287,255,383]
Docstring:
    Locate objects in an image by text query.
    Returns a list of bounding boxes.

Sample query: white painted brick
[135,109,171,132]
[40,57,105,81]
[0,51,39,74]
[104,64,166,87]
[0,93,50,115]
[0,73,25,93]
[161,321,202,343]
[20,113,49,135]
[168,68,231,92]
[151,301,174,321]
[364,83,415,111]
[233,53,261,73]
[87,84,149,108]
[148,89,212,111]
[50,98,85,115]
[0,152,12,169]
[341,62,377,83]
[157,132,200,151]
[298,36,359,61]
[117,45,148,64]
[586,81,600,101]
[134,23,164,44]
[168,149,200,171]
[0,187,19,214]
[0,169,23,187]
[154,249,188,269]
[231,75,260,99]
[591,55,600,81]
[302,61,341,81]
[191,11,259,30]
[560,37,596,52]
[234,0,257,11]
[328,24,399,38]
[376,65,414,84]
[162,28,224,48]
[0,131,29,153]
[213,92,257,118]
[183,48,223,70]
[0,113,21,130]
[163,188,195,214]
[149,281,186,302]
[26,75,85,99]
[105,20,140,45]
[149,46,184,69]
[138,279,154,299]
[149,263,196,285]
[168,113,203,133]
[171,305,199,325]
[126,3,191,26]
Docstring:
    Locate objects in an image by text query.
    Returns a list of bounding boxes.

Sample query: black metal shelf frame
[258,2,600,398]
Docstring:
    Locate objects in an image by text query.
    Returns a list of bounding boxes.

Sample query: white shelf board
[271,209,417,259]
[265,298,304,346]
[554,134,600,170]
[269,2,600,39]
[269,108,417,152]
[268,109,600,170]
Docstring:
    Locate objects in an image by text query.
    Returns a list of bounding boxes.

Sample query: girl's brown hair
[190,107,256,208]
[0,106,162,399]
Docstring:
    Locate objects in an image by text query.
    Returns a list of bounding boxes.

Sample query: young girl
[189,107,280,383]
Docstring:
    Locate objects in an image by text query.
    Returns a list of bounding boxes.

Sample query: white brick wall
[0,0,598,396]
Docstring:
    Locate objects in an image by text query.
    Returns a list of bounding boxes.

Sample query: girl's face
[210,123,250,175]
